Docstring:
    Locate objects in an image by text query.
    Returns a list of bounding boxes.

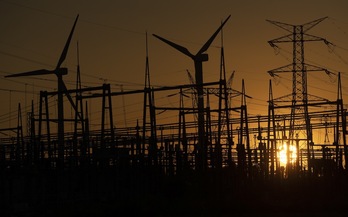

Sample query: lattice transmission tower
[267,17,333,145]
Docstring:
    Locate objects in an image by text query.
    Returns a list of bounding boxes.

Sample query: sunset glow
[278,143,297,166]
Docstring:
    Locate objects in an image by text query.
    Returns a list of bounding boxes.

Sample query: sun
[279,146,287,166]
[278,143,297,166]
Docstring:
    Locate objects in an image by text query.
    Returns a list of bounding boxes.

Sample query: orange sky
[0,0,348,140]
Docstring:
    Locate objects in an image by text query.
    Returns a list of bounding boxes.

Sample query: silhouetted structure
[1,15,348,216]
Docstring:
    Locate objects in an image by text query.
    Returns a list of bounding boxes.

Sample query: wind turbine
[5,15,80,168]
[153,15,231,170]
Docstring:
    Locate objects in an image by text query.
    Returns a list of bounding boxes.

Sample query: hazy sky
[0,0,348,132]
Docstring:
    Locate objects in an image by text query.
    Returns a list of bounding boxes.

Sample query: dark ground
[1,167,348,217]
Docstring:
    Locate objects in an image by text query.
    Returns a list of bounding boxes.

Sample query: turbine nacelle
[195,53,209,62]
[56,67,68,76]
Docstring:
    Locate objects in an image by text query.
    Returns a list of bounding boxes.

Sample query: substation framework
[0,78,346,179]
[0,16,347,180]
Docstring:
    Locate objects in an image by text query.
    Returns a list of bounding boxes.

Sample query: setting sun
[278,143,297,166]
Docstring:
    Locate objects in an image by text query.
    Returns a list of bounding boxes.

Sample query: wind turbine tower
[153,15,231,170]
[5,15,80,168]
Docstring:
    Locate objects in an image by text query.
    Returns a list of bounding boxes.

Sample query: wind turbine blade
[153,34,194,59]
[5,69,53,78]
[197,15,231,55]
[60,80,81,119]
[56,14,79,70]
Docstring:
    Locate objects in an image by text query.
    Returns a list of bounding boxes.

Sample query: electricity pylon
[267,17,333,170]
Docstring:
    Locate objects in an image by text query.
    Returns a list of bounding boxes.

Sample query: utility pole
[143,32,157,166]
[267,80,277,178]
[218,26,233,166]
